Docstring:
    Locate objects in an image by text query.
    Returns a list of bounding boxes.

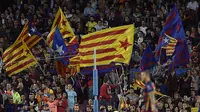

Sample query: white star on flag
[31,27,36,33]
[163,38,169,43]
[56,44,64,55]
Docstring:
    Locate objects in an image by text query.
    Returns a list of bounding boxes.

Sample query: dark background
[0,0,14,12]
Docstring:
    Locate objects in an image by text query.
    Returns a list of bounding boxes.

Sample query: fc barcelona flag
[140,45,157,71]
[155,5,189,70]
[75,25,134,67]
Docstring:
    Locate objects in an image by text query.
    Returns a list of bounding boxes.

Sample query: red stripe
[80,54,124,64]
[27,36,41,47]
[167,44,176,47]
[61,31,70,36]
[82,29,127,42]
[5,56,27,68]
[79,48,116,56]
[165,10,176,26]
[48,32,55,44]
[55,14,61,27]
[7,59,35,75]
[80,39,116,48]
[4,50,24,64]
[2,42,23,59]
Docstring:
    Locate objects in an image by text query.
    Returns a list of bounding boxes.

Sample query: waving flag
[47,27,70,65]
[140,45,157,71]
[162,33,177,56]
[51,7,75,41]
[16,21,41,48]
[76,25,134,67]
[2,40,37,76]
[155,5,189,69]
[131,80,164,96]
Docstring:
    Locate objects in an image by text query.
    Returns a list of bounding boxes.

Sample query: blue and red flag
[140,45,157,71]
[155,5,189,70]
[80,64,116,75]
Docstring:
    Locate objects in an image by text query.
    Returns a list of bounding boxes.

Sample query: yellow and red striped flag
[2,40,37,77]
[76,25,134,67]
[16,21,41,48]
[162,33,177,56]
[51,7,75,41]
[132,80,164,96]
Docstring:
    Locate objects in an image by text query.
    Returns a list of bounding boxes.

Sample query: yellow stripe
[8,60,37,77]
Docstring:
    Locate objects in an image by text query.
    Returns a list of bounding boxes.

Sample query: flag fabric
[132,80,164,96]
[16,21,41,48]
[155,5,189,69]
[80,64,116,75]
[50,7,78,76]
[140,45,157,71]
[47,26,70,65]
[51,7,75,40]
[162,33,177,56]
[2,40,37,77]
[76,25,134,67]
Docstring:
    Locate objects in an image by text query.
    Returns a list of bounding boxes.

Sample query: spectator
[95,20,105,31]
[65,83,77,111]
[84,2,95,17]
[85,16,97,33]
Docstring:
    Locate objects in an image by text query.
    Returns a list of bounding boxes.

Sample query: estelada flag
[15,21,41,48]
[51,7,75,41]
[2,40,37,77]
[77,25,134,67]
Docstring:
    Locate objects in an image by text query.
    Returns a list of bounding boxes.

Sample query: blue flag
[52,27,70,65]
[140,45,157,71]
[155,5,189,70]
[80,64,116,75]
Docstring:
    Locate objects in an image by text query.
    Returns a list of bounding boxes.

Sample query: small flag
[161,33,177,56]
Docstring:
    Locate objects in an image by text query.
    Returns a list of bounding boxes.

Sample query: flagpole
[93,48,98,112]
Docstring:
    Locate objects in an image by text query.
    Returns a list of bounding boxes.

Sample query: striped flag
[16,21,41,48]
[132,80,164,96]
[51,7,75,40]
[75,25,134,67]
[162,33,177,56]
[2,40,37,77]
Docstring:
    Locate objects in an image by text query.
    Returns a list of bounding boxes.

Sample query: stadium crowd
[0,0,200,112]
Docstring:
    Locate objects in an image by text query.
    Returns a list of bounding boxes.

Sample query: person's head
[183,95,188,101]
[178,101,183,109]
[107,105,112,111]
[74,104,80,111]
[90,16,95,21]
[49,94,55,101]
[67,84,73,90]
[158,101,163,109]
[141,21,145,26]
[87,2,91,7]
[174,92,179,99]
[43,104,49,110]
[129,88,134,94]
[191,90,196,97]
[164,103,169,108]
[167,98,172,105]
[88,99,93,105]
[182,102,187,109]
[140,70,150,82]
[6,83,11,90]
[17,82,24,89]
[29,94,35,101]
[174,107,179,112]
[14,20,19,26]
[86,105,92,112]
[98,20,103,26]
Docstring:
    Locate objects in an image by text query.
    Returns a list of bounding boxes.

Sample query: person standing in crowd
[140,70,157,112]
[167,70,179,97]
[65,83,77,112]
